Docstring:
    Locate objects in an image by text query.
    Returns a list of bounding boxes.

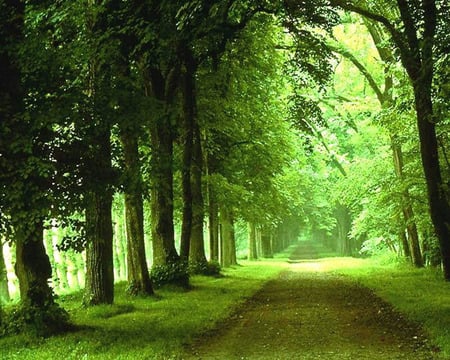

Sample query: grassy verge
[328,255,450,359]
[0,259,287,360]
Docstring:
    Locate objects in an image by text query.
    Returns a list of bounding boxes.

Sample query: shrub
[150,262,189,289]
[0,302,71,338]
[189,260,222,276]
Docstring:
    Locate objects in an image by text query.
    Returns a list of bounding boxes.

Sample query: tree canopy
[0,0,449,337]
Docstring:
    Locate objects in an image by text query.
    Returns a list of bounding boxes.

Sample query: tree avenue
[0,0,448,339]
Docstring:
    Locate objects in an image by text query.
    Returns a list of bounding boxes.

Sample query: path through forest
[183,243,438,359]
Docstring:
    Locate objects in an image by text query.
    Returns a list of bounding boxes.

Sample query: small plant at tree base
[189,261,222,277]
[150,262,190,289]
[0,301,71,338]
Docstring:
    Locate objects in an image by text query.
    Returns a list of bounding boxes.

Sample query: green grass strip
[0,259,287,360]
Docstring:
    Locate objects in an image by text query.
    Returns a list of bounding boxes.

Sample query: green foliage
[150,262,190,289]
[188,260,221,277]
[359,236,391,257]
[0,302,70,338]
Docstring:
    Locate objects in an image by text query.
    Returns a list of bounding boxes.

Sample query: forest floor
[183,242,440,360]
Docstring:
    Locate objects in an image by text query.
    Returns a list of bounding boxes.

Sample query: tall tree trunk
[0,244,10,304]
[84,128,114,305]
[398,226,411,259]
[147,69,180,267]
[391,137,423,266]
[57,249,69,291]
[208,190,219,262]
[220,208,237,267]
[84,188,114,305]
[15,221,53,307]
[260,226,273,258]
[248,222,258,260]
[180,62,195,262]
[180,49,207,268]
[335,203,352,256]
[415,88,450,277]
[189,113,207,267]
[121,125,153,296]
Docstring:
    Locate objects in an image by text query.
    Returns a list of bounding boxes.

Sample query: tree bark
[180,57,195,261]
[260,226,273,258]
[83,126,114,305]
[84,189,114,305]
[15,221,54,307]
[415,87,450,277]
[120,129,153,295]
[189,111,207,267]
[208,188,219,262]
[248,222,258,260]
[220,208,237,267]
[391,137,423,266]
[0,244,10,304]
[147,68,180,267]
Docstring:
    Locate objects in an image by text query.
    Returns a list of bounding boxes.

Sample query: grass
[0,259,287,360]
[2,245,450,359]
[326,254,450,359]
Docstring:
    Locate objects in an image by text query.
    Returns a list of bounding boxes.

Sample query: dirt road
[183,244,438,359]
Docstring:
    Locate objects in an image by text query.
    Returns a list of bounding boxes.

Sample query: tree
[0,243,10,304]
[326,19,424,266]
[0,0,71,333]
[329,0,450,278]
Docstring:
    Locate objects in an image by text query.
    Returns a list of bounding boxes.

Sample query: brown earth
[182,243,440,360]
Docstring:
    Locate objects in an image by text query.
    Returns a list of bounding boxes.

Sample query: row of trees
[0,0,317,334]
[0,0,449,336]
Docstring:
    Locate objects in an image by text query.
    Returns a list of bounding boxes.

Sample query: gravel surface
[183,244,440,359]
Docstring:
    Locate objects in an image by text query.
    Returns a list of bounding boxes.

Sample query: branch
[326,40,384,103]
[396,0,421,60]
[328,0,409,61]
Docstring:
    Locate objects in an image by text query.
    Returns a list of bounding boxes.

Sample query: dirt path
[183,244,438,359]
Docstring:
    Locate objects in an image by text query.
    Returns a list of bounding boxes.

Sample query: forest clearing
[1,1,450,359]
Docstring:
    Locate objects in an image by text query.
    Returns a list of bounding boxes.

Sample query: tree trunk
[0,0,23,306]
[260,226,273,258]
[15,221,54,307]
[209,190,219,262]
[124,192,153,295]
[147,69,180,267]
[220,208,237,267]
[180,58,195,262]
[120,128,153,295]
[0,244,10,304]
[57,249,69,291]
[398,227,411,258]
[248,222,258,260]
[84,189,114,305]
[391,137,423,266]
[415,88,450,278]
[189,116,207,267]
[335,203,352,256]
